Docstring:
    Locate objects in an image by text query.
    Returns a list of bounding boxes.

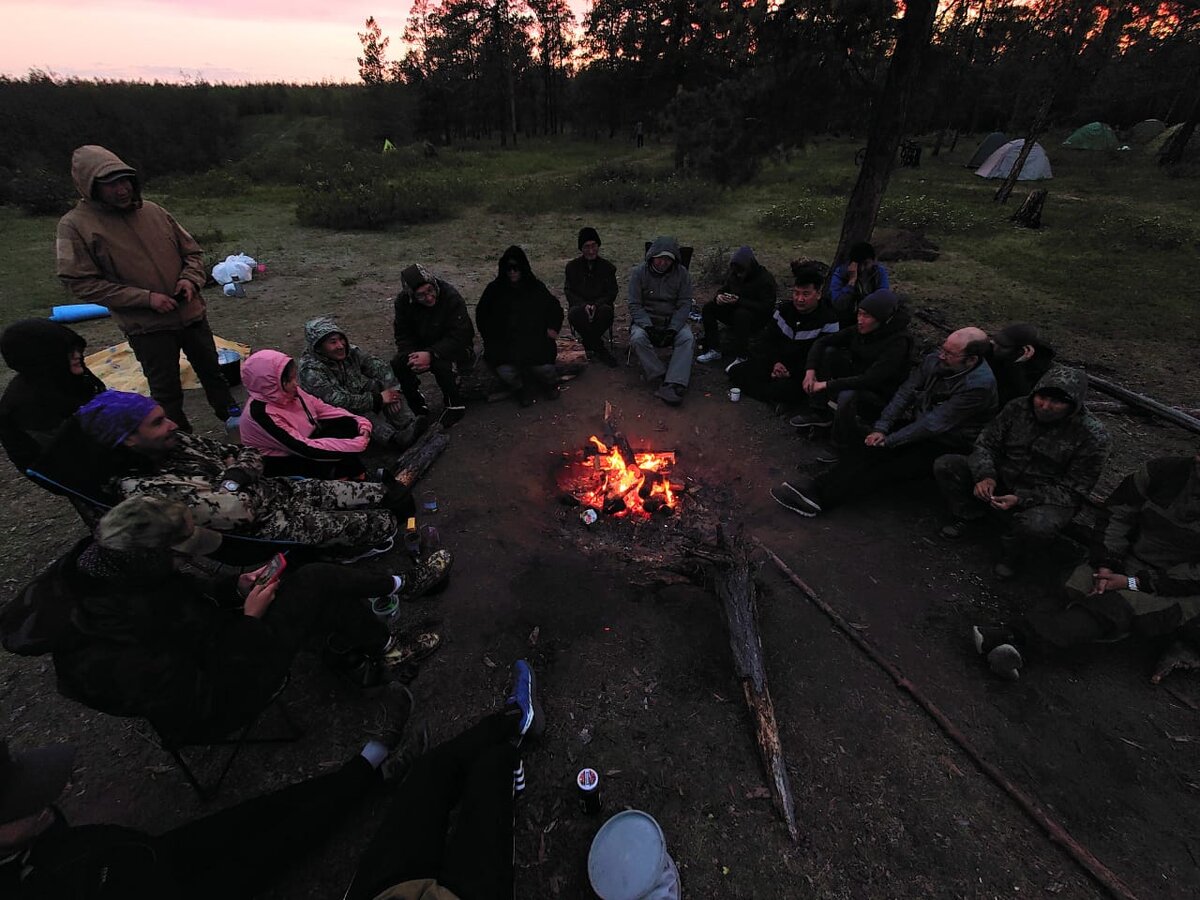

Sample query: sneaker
[381,631,442,668]
[789,411,833,429]
[387,550,453,609]
[696,349,722,364]
[513,759,527,798]
[373,683,415,751]
[723,356,748,374]
[687,305,703,323]
[655,382,684,406]
[506,659,545,741]
[940,519,973,540]
[440,404,467,427]
[986,644,1024,681]
[592,346,619,368]
[383,721,430,782]
[814,450,840,464]
[337,534,396,564]
[769,481,822,517]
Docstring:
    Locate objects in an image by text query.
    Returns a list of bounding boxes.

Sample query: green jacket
[969,367,1109,509]
[298,316,397,415]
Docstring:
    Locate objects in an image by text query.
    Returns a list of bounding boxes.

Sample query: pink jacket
[239,349,371,460]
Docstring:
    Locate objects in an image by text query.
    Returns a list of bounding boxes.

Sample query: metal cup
[728,387,742,403]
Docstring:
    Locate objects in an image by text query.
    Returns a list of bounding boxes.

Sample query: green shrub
[877,193,984,234]
[1097,212,1195,251]
[154,168,249,198]
[7,168,75,215]
[758,190,838,234]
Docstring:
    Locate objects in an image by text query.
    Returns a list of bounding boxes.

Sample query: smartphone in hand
[256,552,288,586]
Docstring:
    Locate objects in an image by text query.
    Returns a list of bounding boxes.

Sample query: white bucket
[588,810,681,899]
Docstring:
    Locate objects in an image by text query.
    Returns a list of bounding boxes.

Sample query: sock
[390,575,405,595]
[361,740,389,769]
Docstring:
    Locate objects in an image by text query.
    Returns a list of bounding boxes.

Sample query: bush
[877,194,984,234]
[7,168,75,215]
[153,168,249,198]
[486,161,714,216]
[759,190,838,234]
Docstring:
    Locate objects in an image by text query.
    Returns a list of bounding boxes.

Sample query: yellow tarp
[86,336,251,395]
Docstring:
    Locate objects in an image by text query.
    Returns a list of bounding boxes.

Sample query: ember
[558,435,680,519]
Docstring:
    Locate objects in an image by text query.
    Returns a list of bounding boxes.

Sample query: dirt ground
[3,267,1199,900]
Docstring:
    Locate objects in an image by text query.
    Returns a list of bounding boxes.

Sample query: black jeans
[700,302,767,356]
[567,303,615,351]
[345,713,520,900]
[728,359,809,406]
[267,562,392,658]
[127,318,235,432]
[813,441,948,510]
[392,349,475,410]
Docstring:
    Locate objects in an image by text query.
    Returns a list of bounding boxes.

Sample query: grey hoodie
[628,236,694,332]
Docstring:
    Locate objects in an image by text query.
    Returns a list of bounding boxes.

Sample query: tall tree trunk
[833,0,938,266]
[993,92,1052,203]
[1161,61,1200,166]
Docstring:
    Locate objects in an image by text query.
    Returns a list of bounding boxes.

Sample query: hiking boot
[381,631,442,669]
[770,481,822,517]
[655,382,684,406]
[696,349,722,364]
[337,534,396,564]
[724,357,748,374]
[592,346,619,368]
[940,519,973,540]
[789,411,833,429]
[506,659,545,742]
[387,549,453,610]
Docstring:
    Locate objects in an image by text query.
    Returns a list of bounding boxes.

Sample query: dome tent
[1128,119,1166,145]
[966,132,1008,168]
[1062,122,1119,150]
[975,140,1053,180]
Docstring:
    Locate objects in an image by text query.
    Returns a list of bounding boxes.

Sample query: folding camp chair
[626,242,696,366]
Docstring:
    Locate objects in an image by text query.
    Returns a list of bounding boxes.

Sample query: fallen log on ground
[392,423,449,488]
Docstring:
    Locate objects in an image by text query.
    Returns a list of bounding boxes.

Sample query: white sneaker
[696,349,722,364]
[724,357,748,373]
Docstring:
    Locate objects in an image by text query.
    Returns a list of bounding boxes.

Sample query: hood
[1,319,87,377]
[304,315,346,356]
[401,263,437,295]
[1030,366,1087,416]
[497,245,534,282]
[730,246,757,271]
[70,145,141,206]
[645,236,681,264]
[241,349,295,406]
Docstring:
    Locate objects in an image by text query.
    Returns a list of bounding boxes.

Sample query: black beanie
[578,227,601,250]
[994,323,1039,349]
[858,289,899,322]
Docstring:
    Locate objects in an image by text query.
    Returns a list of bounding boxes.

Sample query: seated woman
[240,349,371,479]
[0,319,105,474]
[23,496,449,740]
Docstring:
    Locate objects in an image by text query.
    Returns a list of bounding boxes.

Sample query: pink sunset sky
[0,0,589,84]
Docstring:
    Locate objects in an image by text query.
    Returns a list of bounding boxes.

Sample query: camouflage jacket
[969,367,1109,510]
[298,315,397,415]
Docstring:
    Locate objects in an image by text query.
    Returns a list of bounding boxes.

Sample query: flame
[581,435,678,518]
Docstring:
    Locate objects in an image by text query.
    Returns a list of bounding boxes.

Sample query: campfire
[558,434,681,519]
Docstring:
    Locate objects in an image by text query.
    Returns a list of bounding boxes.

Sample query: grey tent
[1148,123,1198,161]
[967,132,1007,168]
[1128,119,1166,145]
[975,140,1053,180]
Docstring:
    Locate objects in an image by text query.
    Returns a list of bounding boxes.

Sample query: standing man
[391,264,476,421]
[564,227,619,367]
[628,236,696,407]
[56,145,238,433]
[696,246,779,370]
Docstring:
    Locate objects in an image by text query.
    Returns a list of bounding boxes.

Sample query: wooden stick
[392,423,450,488]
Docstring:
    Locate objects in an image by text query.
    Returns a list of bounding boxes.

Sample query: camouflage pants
[365,406,418,449]
[255,478,395,550]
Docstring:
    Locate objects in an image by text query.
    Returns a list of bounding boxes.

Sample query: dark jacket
[716,251,778,319]
[751,304,839,374]
[393,278,476,362]
[992,343,1056,406]
[563,255,618,310]
[475,246,564,367]
[970,367,1109,509]
[809,306,914,396]
[0,320,105,473]
[876,352,998,451]
[627,236,694,332]
[829,262,889,325]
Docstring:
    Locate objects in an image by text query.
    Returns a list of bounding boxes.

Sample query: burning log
[392,423,450,489]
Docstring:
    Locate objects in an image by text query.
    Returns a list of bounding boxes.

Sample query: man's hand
[243,580,279,619]
[989,494,1019,511]
[864,431,887,447]
[846,261,858,285]
[357,419,372,437]
[717,292,738,305]
[237,564,270,598]
[802,369,818,393]
[771,362,790,380]
[384,401,406,417]
[380,388,402,406]
[973,478,997,502]
[149,292,178,313]
[174,279,198,303]
[407,351,432,373]
[1089,569,1127,596]
[547,328,559,339]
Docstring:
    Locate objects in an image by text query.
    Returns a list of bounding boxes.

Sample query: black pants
[567,304,614,351]
[158,755,380,900]
[728,359,809,406]
[127,318,235,432]
[392,349,474,411]
[267,562,391,658]
[830,388,887,449]
[345,713,520,900]
[813,441,948,510]
[700,302,766,357]
[262,455,366,481]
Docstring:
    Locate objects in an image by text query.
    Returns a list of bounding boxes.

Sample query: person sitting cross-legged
[971,454,1200,682]
[628,236,696,407]
[726,264,837,413]
[934,367,1110,580]
[772,327,997,517]
[696,246,779,370]
[564,226,619,368]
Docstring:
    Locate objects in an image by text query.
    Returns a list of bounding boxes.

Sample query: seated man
[773,327,997,517]
[791,289,913,450]
[935,367,1110,579]
[241,349,371,480]
[391,264,477,419]
[989,323,1056,406]
[299,315,424,451]
[0,318,105,474]
[727,264,837,411]
[829,241,890,326]
[696,246,778,369]
[475,246,565,406]
[564,226,619,368]
[35,390,408,556]
[628,236,696,407]
[973,454,1200,682]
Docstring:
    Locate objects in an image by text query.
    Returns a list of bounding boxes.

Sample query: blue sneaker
[506,659,545,740]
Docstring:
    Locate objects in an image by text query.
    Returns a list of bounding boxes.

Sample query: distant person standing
[55,145,238,433]
[635,121,645,148]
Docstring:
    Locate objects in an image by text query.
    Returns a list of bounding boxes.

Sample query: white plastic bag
[212,253,257,286]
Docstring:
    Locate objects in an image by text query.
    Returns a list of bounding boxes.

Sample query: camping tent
[1062,122,1118,150]
[975,140,1052,181]
[1147,123,1198,161]
[966,132,1007,168]
[1128,119,1166,145]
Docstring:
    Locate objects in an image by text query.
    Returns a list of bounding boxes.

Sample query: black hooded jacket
[475,246,565,366]
[0,320,105,473]
[809,306,914,397]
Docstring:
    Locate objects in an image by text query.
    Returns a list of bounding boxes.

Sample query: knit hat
[993,323,1039,349]
[858,289,899,322]
[95,495,223,556]
[577,227,601,250]
[401,264,436,294]
[0,741,75,825]
[76,390,159,447]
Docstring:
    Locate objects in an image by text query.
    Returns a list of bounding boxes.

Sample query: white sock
[390,575,405,595]
[361,740,389,769]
